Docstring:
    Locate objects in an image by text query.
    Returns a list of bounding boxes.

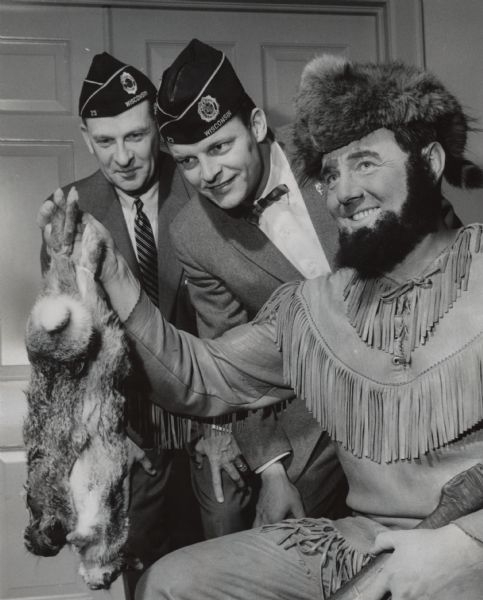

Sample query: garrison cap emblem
[197,95,220,122]
[120,71,137,95]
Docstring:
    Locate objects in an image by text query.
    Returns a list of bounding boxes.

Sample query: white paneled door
[0,4,107,369]
[112,5,390,129]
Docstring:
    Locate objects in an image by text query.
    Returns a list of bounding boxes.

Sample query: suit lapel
[203,198,302,284]
[156,153,191,318]
[104,198,140,277]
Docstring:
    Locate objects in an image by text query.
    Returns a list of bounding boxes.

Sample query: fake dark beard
[335,155,442,278]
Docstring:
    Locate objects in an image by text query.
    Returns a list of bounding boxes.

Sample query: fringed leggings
[135,516,385,600]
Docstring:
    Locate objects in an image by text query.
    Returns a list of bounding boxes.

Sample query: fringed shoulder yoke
[258,225,483,463]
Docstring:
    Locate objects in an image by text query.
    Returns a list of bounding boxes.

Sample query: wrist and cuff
[103,267,141,322]
[256,452,291,475]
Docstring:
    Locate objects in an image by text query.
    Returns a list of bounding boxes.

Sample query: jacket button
[392,355,410,366]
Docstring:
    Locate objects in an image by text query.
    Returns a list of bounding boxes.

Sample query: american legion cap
[155,38,255,144]
[79,52,156,119]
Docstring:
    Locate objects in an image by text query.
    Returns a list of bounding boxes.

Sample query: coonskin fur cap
[294,54,483,188]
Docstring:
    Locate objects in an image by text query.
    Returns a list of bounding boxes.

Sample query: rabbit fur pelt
[23,202,151,589]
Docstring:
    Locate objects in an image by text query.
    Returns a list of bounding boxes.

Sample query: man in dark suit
[154,39,348,537]
[41,52,200,596]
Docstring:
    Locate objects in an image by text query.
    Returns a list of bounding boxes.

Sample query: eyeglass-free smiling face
[168,109,268,210]
[320,128,409,235]
[81,100,159,196]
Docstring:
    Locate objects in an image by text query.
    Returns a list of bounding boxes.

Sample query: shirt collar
[117,180,159,211]
[256,141,291,203]
[252,139,272,200]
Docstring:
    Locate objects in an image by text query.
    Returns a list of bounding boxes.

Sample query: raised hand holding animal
[24,188,153,589]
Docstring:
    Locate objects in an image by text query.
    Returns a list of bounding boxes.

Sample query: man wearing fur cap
[43,55,483,599]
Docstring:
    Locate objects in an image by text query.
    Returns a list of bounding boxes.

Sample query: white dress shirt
[256,141,331,279]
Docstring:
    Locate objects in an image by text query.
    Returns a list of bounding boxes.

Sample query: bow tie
[246,184,289,225]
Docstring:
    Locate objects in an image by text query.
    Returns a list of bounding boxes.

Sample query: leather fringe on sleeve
[129,401,252,449]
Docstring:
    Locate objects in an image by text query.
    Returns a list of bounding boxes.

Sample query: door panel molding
[6,0,416,14]
[6,0,424,66]
[0,36,72,114]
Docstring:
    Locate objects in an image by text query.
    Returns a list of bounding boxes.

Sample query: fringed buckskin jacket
[125,224,483,542]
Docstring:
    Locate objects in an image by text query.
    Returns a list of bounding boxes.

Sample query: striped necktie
[134,197,159,306]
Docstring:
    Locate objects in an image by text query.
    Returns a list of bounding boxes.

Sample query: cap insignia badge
[197,95,220,122]
[120,71,138,95]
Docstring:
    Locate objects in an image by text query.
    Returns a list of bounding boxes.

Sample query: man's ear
[250,108,268,143]
[80,121,95,155]
[422,141,445,181]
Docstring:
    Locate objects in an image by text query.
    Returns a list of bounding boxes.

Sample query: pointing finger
[209,461,224,503]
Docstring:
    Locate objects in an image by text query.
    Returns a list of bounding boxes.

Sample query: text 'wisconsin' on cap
[79,52,156,119]
[155,38,255,144]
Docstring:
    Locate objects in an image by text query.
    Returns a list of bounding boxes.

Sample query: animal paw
[79,562,118,590]
[79,221,104,276]
[42,187,80,257]
[24,517,66,556]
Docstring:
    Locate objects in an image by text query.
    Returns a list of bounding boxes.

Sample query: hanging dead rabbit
[23,188,154,590]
